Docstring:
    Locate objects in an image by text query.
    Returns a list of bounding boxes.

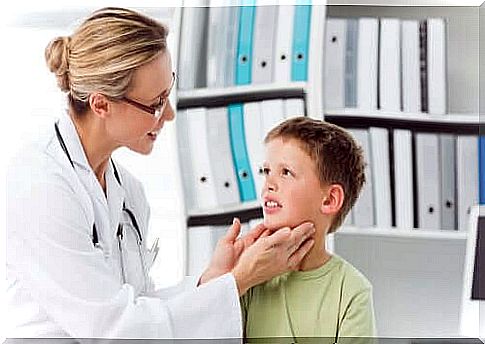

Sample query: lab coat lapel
[57,115,110,206]
[57,115,112,247]
[106,161,126,237]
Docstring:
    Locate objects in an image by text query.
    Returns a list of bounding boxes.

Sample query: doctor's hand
[232,222,315,296]
[199,218,267,286]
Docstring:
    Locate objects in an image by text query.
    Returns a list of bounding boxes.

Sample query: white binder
[440,134,457,230]
[415,133,441,230]
[375,18,399,229]
[395,20,420,230]
[273,3,295,83]
[187,225,227,276]
[427,18,447,115]
[402,19,421,114]
[349,129,375,227]
[252,4,277,84]
[426,18,448,231]
[393,129,414,229]
[261,99,286,138]
[344,18,358,108]
[357,17,378,111]
[456,135,478,231]
[379,18,401,111]
[182,108,218,211]
[178,5,209,90]
[284,98,305,118]
[323,18,346,110]
[243,101,265,199]
[206,4,239,87]
[176,109,194,209]
[187,225,215,277]
[207,107,241,206]
[369,127,392,228]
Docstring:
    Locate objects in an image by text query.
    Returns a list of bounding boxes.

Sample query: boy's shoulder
[332,254,373,294]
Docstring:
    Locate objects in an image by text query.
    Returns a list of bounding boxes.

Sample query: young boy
[241,116,376,342]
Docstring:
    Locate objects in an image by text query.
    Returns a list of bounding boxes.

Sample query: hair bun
[45,36,71,92]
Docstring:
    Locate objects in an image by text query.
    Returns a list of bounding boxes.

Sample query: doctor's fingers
[266,222,315,254]
[287,238,315,270]
[242,222,266,245]
[224,217,241,243]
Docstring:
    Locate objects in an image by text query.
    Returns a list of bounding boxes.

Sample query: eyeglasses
[120,72,176,119]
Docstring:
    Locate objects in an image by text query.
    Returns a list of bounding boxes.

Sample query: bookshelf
[173,2,327,232]
[177,82,307,110]
[325,109,481,134]
[173,1,481,337]
[321,1,481,337]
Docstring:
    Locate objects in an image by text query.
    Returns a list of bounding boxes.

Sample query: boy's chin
[263,217,297,232]
[264,215,315,232]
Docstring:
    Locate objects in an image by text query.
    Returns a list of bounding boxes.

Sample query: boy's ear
[320,184,344,216]
[89,92,111,119]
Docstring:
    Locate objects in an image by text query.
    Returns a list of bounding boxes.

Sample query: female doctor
[5,7,315,340]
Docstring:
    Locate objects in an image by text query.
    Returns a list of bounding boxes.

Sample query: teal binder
[228,103,257,201]
[291,2,312,81]
[235,1,256,85]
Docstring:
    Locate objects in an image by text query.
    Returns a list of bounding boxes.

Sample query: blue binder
[479,136,485,204]
[291,2,312,81]
[235,1,256,85]
[228,103,257,201]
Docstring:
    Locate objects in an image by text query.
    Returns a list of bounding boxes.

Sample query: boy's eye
[262,167,270,175]
[282,168,292,176]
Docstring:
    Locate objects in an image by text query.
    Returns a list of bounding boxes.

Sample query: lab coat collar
[57,114,93,172]
[57,114,107,207]
[57,114,126,238]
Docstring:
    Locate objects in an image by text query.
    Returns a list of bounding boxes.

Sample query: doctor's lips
[262,196,283,214]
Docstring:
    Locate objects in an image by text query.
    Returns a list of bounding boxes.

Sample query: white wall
[1,6,186,341]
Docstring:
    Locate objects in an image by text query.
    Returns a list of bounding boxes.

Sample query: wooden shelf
[177,82,307,110]
[324,109,482,135]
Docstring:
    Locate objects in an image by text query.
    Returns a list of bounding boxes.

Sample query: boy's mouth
[264,200,282,209]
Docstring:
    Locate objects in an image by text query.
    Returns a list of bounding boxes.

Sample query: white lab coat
[6,114,242,339]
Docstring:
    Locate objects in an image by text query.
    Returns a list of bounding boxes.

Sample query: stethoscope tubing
[55,121,148,292]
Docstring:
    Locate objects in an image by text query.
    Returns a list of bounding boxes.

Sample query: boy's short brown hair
[264,116,366,233]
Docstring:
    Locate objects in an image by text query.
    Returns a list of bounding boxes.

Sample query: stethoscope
[54,121,149,292]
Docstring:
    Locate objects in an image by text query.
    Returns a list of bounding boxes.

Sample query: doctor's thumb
[225,217,241,243]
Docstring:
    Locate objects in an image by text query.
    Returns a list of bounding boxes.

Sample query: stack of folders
[324,17,479,231]
[177,98,305,214]
[178,1,313,89]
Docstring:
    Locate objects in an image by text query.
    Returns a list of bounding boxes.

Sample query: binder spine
[419,20,428,113]
[345,19,358,107]
[291,3,312,81]
[228,103,257,201]
[236,3,256,85]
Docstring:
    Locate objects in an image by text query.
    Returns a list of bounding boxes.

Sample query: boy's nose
[263,177,277,193]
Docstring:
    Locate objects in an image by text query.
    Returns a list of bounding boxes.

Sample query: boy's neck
[297,236,332,271]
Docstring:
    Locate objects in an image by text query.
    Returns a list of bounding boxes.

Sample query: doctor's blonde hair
[45,7,168,115]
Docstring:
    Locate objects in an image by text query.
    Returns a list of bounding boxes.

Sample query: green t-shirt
[241,254,376,343]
